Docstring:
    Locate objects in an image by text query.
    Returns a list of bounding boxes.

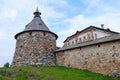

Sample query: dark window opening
[98,44,100,47]
[43,32,46,36]
[39,23,42,25]
[79,38,82,43]
[83,36,86,41]
[76,39,78,43]
[29,32,32,36]
[79,48,81,50]
[113,45,115,49]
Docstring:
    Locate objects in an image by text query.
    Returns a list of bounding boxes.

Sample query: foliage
[3,62,9,68]
[0,66,120,80]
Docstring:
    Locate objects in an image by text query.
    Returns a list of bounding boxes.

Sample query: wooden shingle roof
[15,8,58,39]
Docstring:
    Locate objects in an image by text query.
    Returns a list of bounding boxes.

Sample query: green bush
[4,62,9,68]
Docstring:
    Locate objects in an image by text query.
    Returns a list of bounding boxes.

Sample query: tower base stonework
[11,51,56,67]
[11,31,57,67]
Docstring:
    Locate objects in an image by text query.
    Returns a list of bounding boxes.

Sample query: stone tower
[11,8,58,67]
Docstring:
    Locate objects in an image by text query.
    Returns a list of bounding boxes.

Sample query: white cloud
[40,6,66,20]
[83,0,101,12]
[0,0,68,67]
[0,7,17,22]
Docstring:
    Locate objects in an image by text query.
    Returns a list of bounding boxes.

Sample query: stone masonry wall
[56,40,120,77]
[11,31,56,67]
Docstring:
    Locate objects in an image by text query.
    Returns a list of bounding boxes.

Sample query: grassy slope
[0,66,120,80]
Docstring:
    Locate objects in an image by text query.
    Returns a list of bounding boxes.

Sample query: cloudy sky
[0,0,120,67]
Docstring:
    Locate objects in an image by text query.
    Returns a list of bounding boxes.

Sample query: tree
[4,62,9,68]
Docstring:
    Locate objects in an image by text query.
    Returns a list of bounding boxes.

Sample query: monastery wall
[56,40,120,77]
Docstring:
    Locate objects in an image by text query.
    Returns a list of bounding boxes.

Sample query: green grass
[0,66,120,80]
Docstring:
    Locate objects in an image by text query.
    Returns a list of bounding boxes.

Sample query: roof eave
[15,30,58,40]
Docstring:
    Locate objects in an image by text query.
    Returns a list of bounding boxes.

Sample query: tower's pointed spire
[33,7,41,18]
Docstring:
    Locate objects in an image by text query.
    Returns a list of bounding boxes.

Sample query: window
[68,42,69,46]
[30,53,32,56]
[87,34,90,40]
[72,41,74,44]
[83,36,86,41]
[39,23,42,25]
[79,38,82,43]
[95,33,97,39]
[29,32,32,36]
[43,32,46,36]
[113,45,115,49]
[76,39,78,43]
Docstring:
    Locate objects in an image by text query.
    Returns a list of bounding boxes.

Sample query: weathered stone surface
[56,40,120,77]
[11,31,57,67]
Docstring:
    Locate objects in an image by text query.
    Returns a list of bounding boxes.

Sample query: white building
[64,26,119,46]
